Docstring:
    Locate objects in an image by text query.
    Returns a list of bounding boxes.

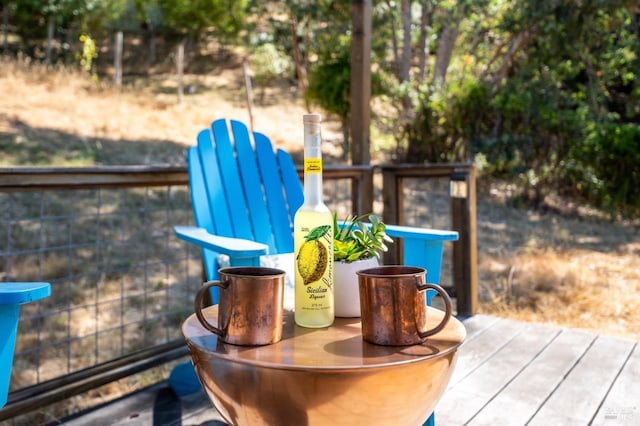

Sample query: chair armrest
[0,282,51,305]
[383,225,458,285]
[337,221,458,241]
[174,226,269,258]
[383,224,458,241]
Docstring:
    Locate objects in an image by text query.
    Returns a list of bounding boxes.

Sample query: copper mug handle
[194,280,229,337]
[416,281,452,338]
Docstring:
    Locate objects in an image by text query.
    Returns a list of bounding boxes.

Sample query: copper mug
[357,266,452,346]
[194,267,286,346]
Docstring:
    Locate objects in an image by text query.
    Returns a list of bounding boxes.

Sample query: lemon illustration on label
[296,225,330,285]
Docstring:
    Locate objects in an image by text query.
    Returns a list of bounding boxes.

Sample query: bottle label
[304,158,322,174]
[294,221,333,317]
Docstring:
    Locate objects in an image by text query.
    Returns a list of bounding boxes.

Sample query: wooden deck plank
[457,314,500,341]
[435,321,560,424]
[58,384,224,426]
[588,342,639,426]
[447,316,526,387]
[466,328,596,426]
[527,335,636,426]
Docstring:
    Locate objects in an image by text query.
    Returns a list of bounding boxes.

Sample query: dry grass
[2,54,639,351]
[0,56,343,167]
[474,184,640,341]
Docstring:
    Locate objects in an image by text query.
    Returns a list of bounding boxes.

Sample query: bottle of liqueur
[294,113,334,328]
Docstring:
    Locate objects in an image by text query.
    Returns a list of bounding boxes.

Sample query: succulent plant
[332,213,393,262]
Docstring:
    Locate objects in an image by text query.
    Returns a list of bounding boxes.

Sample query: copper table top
[184,305,465,369]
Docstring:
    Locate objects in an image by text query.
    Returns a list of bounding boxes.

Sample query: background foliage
[2,0,638,217]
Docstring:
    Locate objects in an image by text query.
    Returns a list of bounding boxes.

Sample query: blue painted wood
[212,120,253,241]
[0,282,51,305]
[231,121,277,252]
[254,130,296,253]
[174,226,268,259]
[385,223,458,241]
[278,148,304,220]
[186,146,219,281]
[1,282,51,408]
[197,128,234,238]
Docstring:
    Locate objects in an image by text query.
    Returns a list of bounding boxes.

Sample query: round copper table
[183,306,466,426]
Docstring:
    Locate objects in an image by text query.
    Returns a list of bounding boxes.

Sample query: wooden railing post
[381,167,402,265]
[450,167,478,316]
[355,167,374,217]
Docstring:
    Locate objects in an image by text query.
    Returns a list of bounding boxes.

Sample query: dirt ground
[1,57,639,342]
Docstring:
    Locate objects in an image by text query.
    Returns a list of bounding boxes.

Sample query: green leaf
[305,225,331,242]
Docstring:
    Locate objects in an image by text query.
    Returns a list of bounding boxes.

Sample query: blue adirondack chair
[171,118,458,425]
[1,282,51,408]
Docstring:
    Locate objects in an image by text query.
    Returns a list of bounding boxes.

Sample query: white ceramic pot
[334,257,379,317]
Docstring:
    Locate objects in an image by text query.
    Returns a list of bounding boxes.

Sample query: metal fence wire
[402,177,454,288]
[0,184,200,394]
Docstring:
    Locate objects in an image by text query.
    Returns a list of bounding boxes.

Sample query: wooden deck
[437,315,638,425]
[58,314,639,426]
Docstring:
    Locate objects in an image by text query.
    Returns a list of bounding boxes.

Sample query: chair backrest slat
[230,120,278,252]
[211,120,254,241]
[187,145,213,234]
[254,131,296,253]
[197,128,234,238]
[278,148,304,224]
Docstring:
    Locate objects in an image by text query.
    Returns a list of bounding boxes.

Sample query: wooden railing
[379,163,478,316]
[0,164,476,420]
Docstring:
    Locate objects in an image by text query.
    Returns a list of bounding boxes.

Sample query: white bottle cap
[303,113,321,124]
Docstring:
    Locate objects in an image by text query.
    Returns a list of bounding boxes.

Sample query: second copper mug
[357,265,452,346]
[194,267,285,346]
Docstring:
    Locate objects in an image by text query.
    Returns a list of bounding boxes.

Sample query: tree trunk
[399,0,413,121]
[114,31,123,87]
[417,1,432,82]
[399,0,411,83]
[432,15,462,85]
[384,0,400,77]
[177,39,185,104]
[490,26,537,87]
[290,17,309,110]
[242,58,254,131]
[2,4,8,53]
[46,15,54,65]
[149,30,156,65]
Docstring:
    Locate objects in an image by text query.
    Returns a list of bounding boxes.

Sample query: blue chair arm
[384,224,458,286]
[383,224,458,242]
[174,226,269,265]
[1,282,51,408]
[0,282,51,305]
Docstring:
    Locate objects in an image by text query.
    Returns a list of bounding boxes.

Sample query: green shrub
[565,122,640,217]
[250,43,292,86]
[406,79,492,163]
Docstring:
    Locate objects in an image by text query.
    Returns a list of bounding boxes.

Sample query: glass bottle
[294,113,334,328]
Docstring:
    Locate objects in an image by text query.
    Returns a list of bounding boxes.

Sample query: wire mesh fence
[1,183,200,394]
[400,176,455,288]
